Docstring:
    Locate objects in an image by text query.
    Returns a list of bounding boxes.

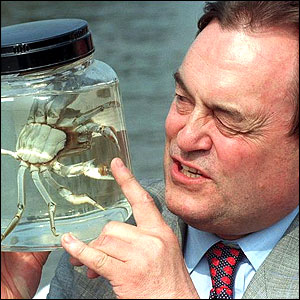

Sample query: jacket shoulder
[243,214,299,299]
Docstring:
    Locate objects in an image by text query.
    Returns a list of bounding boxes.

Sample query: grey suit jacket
[47,179,299,299]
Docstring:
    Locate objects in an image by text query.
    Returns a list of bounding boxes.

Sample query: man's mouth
[169,156,211,183]
[180,164,203,178]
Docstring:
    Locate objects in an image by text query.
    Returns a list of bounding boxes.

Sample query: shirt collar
[184,206,299,273]
[184,226,220,273]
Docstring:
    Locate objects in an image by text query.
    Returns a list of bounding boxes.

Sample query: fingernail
[62,232,77,244]
[115,157,124,168]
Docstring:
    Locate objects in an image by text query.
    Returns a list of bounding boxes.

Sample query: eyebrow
[173,71,246,122]
[210,103,246,122]
[173,71,192,97]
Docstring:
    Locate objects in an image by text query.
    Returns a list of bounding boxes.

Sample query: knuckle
[130,190,154,212]
[146,235,165,253]
[94,253,109,270]
[91,234,107,248]
[143,228,178,254]
[102,220,118,234]
[142,191,153,203]
[76,244,89,259]
[123,173,136,185]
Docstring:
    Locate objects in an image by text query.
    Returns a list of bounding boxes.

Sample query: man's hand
[1,251,50,299]
[61,157,199,299]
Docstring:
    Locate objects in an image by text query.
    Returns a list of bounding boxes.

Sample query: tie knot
[206,242,244,299]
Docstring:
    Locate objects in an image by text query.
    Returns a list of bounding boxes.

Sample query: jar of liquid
[1,19,132,251]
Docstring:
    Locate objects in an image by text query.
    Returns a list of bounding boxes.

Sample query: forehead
[180,21,298,105]
[191,21,297,70]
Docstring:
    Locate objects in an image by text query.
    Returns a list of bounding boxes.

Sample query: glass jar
[1,19,132,251]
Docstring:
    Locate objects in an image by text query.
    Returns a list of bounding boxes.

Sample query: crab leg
[41,168,105,210]
[1,163,27,242]
[46,94,79,125]
[27,98,38,124]
[28,98,49,124]
[51,160,114,180]
[72,100,119,126]
[31,167,58,237]
[27,98,47,124]
[1,148,18,159]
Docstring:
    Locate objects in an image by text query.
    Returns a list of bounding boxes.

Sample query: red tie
[206,242,244,299]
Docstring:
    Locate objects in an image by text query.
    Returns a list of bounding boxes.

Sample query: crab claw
[99,125,120,151]
[75,123,120,151]
[83,161,114,180]
[51,160,114,180]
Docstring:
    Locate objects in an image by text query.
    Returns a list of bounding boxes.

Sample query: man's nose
[176,117,213,152]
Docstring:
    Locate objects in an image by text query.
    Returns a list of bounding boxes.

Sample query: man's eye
[174,94,194,114]
[174,93,188,102]
[215,117,245,136]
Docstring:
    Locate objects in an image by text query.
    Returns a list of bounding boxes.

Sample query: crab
[1,94,120,242]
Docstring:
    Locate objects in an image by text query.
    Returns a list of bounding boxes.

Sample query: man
[1,1,299,299]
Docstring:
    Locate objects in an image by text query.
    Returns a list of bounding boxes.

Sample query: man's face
[164,21,299,239]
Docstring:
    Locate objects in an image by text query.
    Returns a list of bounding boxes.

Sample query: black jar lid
[1,19,95,75]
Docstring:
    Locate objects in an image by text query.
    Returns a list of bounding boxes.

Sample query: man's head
[164,1,299,239]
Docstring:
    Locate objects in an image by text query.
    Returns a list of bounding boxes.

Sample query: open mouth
[179,163,203,178]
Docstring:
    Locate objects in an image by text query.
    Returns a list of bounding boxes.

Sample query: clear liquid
[1,82,132,251]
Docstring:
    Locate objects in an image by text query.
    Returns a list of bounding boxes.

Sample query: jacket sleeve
[47,251,75,299]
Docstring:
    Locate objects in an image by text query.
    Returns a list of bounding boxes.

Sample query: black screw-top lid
[1,19,95,75]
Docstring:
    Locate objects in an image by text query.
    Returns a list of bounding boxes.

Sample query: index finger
[111,157,165,227]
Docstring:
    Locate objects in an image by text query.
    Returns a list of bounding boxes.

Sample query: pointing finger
[111,157,165,228]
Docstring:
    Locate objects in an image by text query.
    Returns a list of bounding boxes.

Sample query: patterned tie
[206,242,244,299]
